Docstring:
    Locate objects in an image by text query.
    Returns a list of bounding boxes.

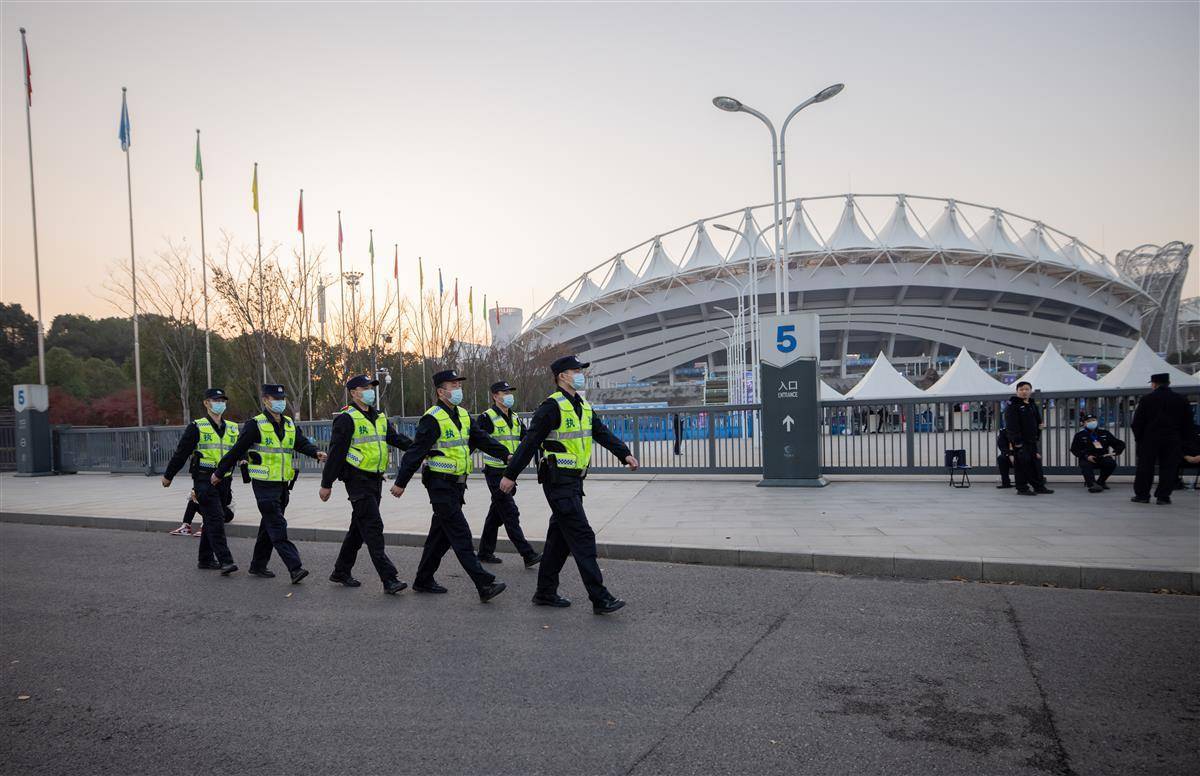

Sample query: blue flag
[118,89,131,151]
[438,268,444,297]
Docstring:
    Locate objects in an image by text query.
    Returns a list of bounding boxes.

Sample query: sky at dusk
[2,1,1197,328]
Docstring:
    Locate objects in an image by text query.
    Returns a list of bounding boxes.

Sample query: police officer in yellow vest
[318,374,412,594]
[475,380,542,567]
[499,355,639,614]
[390,369,512,602]
[214,384,326,584]
[161,387,239,575]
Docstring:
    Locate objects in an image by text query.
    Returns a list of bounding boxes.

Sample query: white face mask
[501,394,515,408]
[268,399,287,414]
[360,389,376,406]
[209,402,226,415]
[1085,421,1098,430]
[447,388,464,406]
[571,373,586,391]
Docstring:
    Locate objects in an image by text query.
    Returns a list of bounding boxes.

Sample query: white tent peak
[827,195,878,251]
[820,381,843,401]
[725,209,771,264]
[844,352,924,399]
[601,255,639,295]
[925,348,1010,396]
[785,202,825,253]
[1018,222,1070,268]
[639,237,677,281]
[682,221,725,271]
[538,293,568,322]
[876,196,931,250]
[974,209,1030,258]
[1098,339,1198,388]
[1017,342,1098,391]
[570,274,602,306]
[927,199,980,252]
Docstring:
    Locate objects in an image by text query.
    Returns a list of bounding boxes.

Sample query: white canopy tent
[843,352,925,400]
[1098,339,1198,388]
[820,381,843,401]
[925,349,1011,396]
[1016,342,1098,391]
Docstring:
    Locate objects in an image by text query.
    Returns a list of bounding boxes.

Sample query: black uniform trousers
[333,475,399,583]
[194,475,235,566]
[537,478,610,604]
[249,482,303,573]
[1013,444,1046,491]
[1079,456,1116,487]
[478,467,536,560]
[996,454,1013,487]
[414,479,495,590]
[1133,436,1182,500]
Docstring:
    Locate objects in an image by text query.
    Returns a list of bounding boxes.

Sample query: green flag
[194,132,203,180]
[482,294,487,323]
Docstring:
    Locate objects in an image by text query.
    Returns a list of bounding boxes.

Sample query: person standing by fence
[1131,373,1194,505]
[1004,381,1053,496]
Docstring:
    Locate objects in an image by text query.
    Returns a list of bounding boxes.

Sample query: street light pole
[713,84,844,316]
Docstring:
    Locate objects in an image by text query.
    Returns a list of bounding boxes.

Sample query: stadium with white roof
[516,194,1193,393]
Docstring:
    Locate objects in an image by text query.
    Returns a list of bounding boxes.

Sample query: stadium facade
[518,194,1189,389]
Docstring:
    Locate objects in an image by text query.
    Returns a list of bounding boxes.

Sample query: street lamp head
[712,96,743,112]
[712,223,737,233]
[813,83,844,103]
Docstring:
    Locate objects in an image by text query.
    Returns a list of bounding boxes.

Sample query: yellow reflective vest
[423,404,471,477]
[248,413,296,483]
[194,416,238,476]
[482,407,520,469]
[541,391,593,473]
[343,406,389,473]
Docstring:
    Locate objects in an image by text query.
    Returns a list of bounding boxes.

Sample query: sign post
[758,314,826,487]
[13,384,53,476]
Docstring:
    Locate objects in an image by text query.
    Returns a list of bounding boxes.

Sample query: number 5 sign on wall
[760,315,818,368]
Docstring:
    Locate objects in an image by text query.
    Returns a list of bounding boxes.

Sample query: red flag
[495,302,500,324]
[297,190,304,233]
[337,212,343,253]
[454,278,459,307]
[393,245,398,280]
[21,31,31,106]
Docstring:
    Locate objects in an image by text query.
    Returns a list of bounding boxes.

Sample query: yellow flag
[468,286,473,316]
[251,164,259,213]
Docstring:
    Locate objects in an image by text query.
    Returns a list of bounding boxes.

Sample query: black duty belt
[424,470,468,484]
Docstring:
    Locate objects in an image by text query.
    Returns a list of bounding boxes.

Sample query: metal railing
[44,388,1198,477]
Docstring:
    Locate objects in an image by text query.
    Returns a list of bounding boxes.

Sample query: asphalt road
[1,523,1196,776]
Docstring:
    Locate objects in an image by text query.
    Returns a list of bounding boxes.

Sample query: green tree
[0,303,37,367]
[45,314,132,363]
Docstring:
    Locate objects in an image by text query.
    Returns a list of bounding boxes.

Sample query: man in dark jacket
[1131,373,1195,505]
[1069,413,1125,493]
[1003,381,1053,496]
[318,374,413,594]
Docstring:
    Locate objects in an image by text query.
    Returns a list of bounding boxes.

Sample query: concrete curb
[2,511,1196,595]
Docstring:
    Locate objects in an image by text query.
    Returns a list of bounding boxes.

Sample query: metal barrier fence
[0,423,14,471]
[45,389,1198,477]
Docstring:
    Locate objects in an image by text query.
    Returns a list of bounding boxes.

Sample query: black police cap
[432,369,466,387]
[261,383,286,398]
[346,374,379,390]
[1150,372,1170,385]
[551,355,590,376]
[490,380,514,393]
[1082,413,1098,421]
[203,387,227,400]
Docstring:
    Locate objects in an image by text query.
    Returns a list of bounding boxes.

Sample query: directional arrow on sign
[782,415,795,431]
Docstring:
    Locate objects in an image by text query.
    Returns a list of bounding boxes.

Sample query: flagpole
[369,229,378,408]
[254,162,266,384]
[196,130,211,386]
[300,190,312,420]
[337,210,346,380]
[19,30,46,385]
[394,244,405,416]
[419,257,428,409]
[120,88,145,428]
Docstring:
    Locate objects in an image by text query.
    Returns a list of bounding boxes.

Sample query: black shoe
[478,554,503,564]
[248,567,276,578]
[413,581,448,594]
[219,563,239,576]
[290,568,309,585]
[197,560,221,570]
[478,582,507,602]
[593,597,626,615]
[1016,489,1036,496]
[1099,481,1110,490]
[532,592,571,608]
[524,553,543,568]
[1156,497,1172,505]
[329,573,362,587]
[383,579,408,595]
[1130,496,1151,504]
[996,483,1013,489]
[1034,487,1054,495]
[1088,485,1103,493]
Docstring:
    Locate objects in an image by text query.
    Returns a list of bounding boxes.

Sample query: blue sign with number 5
[776,325,797,353]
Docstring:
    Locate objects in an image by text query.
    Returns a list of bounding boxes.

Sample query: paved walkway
[1,472,1197,590]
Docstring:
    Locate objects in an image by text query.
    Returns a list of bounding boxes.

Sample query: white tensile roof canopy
[843,352,925,399]
[820,381,843,401]
[639,237,677,281]
[601,255,639,295]
[1016,342,1098,391]
[682,221,725,271]
[1098,339,1198,388]
[924,349,1011,396]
